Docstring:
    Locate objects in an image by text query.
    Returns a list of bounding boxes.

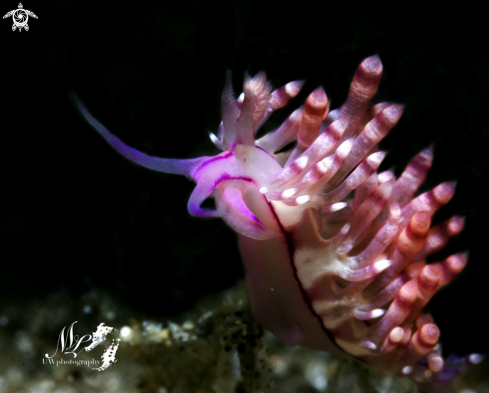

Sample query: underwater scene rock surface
[0,282,486,393]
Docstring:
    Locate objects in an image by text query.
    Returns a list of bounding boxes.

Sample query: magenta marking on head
[192,152,233,179]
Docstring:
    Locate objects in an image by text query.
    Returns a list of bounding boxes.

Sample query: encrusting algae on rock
[0,283,487,392]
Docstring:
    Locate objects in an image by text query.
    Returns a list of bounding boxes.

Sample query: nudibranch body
[74,56,481,391]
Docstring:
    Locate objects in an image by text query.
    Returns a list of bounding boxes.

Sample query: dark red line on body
[266,200,346,353]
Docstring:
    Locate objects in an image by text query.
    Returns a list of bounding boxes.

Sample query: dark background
[0,0,487,359]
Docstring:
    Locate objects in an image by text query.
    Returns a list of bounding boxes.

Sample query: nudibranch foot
[74,55,478,391]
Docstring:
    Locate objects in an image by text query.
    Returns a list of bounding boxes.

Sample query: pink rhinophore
[74,56,481,391]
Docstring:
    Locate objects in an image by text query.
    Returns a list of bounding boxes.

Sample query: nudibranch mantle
[74,56,481,391]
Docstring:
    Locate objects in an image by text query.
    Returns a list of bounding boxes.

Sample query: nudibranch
[73,56,481,391]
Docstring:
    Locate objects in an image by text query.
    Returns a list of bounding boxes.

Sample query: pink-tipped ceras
[74,56,481,390]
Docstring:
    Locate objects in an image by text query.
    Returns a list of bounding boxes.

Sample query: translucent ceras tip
[330,202,347,212]
[369,151,387,165]
[286,80,304,95]
[448,215,466,235]
[281,188,297,198]
[468,354,484,364]
[378,170,395,183]
[259,186,268,194]
[390,327,404,343]
[296,155,309,169]
[295,195,311,205]
[355,309,386,320]
[373,259,392,272]
[434,181,457,204]
[428,355,444,372]
[363,340,378,350]
[338,259,392,281]
[402,366,413,375]
[339,223,351,236]
[369,309,386,318]
[362,54,383,75]
[390,200,401,217]
[208,132,220,145]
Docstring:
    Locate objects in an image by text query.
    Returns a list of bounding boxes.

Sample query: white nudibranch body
[74,56,480,392]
